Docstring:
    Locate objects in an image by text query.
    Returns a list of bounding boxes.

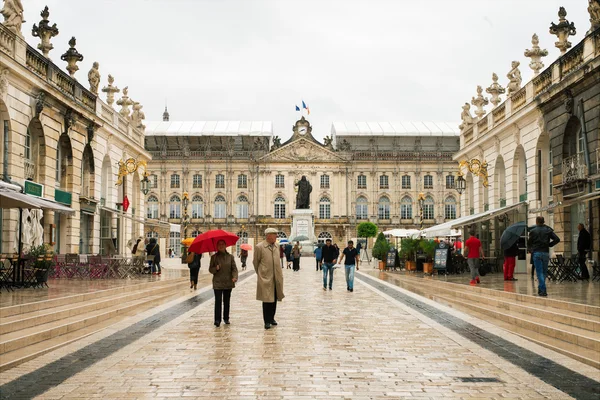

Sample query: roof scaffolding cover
[331,121,460,137]
[144,121,273,137]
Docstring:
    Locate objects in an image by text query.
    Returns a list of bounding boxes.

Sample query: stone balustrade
[0,24,15,56]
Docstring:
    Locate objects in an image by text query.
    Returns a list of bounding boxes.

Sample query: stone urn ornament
[485,73,505,107]
[549,7,576,54]
[31,6,59,58]
[471,85,489,118]
[60,37,84,78]
[524,34,548,76]
[117,86,134,118]
[102,74,120,107]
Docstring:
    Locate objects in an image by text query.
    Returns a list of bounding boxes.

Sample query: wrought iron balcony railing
[24,159,36,181]
[562,153,587,184]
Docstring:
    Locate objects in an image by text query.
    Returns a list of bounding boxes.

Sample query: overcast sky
[23,0,590,141]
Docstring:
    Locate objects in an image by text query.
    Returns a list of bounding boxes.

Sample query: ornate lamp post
[140,172,149,196]
[418,192,425,230]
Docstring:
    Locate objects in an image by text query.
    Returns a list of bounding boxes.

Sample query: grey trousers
[467,258,480,279]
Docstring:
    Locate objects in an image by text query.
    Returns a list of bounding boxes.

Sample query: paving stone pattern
[1,264,595,399]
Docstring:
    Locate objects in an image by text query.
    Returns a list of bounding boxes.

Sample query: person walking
[239,248,248,271]
[577,223,591,281]
[338,240,360,292]
[279,244,285,268]
[292,242,302,271]
[321,239,338,290]
[186,250,202,290]
[528,216,560,297]
[464,231,484,286]
[254,228,285,330]
[284,243,293,269]
[146,237,161,275]
[314,245,323,271]
[209,240,238,327]
[503,241,518,281]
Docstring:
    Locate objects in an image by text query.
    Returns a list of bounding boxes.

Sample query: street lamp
[140,172,149,195]
[181,192,190,261]
[417,192,425,230]
[455,171,466,195]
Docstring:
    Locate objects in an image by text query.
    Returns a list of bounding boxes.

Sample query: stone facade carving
[471,85,489,118]
[338,139,351,151]
[86,123,95,144]
[60,37,84,78]
[117,86,134,118]
[506,61,522,96]
[31,6,59,58]
[64,108,76,132]
[1,0,24,36]
[549,7,576,54]
[486,73,505,107]
[87,62,100,94]
[590,0,600,33]
[270,135,281,151]
[564,89,574,115]
[101,74,120,107]
[130,102,146,129]
[323,135,334,150]
[0,68,8,99]
[458,103,474,131]
[35,91,45,117]
[266,139,341,162]
[524,34,548,76]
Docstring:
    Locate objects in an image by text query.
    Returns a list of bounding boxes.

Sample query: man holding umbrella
[254,228,285,329]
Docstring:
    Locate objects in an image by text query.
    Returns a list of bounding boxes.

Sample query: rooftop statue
[589,0,600,33]
[549,7,576,54]
[88,62,100,94]
[485,73,505,107]
[458,103,474,131]
[524,34,548,76]
[131,102,146,130]
[295,175,312,209]
[323,135,334,150]
[1,0,25,36]
[506,61,522,96]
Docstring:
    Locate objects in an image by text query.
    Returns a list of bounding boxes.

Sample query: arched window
[169,195,181,218]
[401,196,413,220]
[236,231,249,253]
[423,196,435,220]
[238,174,247,189]
[147,195,159,219]
[191,230,201,238]
[191,195,203,218]
[170,174,180,189]
[146,231,159,239]
[444,197,456,220]
[318,231,333,244]
[378,196,390,219]
[215,174,225,189]
[274,196,286,219]
[214,195,226,218]
[356,196,368,220]
[319,197,331,219]
[277,231,287,239]
[169,231,181,257]
[236,195,249,218]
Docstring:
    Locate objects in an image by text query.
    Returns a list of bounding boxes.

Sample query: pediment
[261,138,347,162]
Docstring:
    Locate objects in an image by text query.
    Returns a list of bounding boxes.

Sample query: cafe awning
[529,191,600,214]
[421,201,527,238]
[0,189,75,214]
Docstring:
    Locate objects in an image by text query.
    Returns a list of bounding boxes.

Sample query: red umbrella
[240,243,252,251]
[188,229,239,254]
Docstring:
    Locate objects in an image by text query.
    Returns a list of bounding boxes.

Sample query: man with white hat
[254,228,285,329]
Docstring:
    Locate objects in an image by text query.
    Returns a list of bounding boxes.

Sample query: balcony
[562,153,587,185]
[24,159,36,180]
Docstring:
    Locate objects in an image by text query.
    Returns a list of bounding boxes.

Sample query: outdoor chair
[64,253,79,279]
[0,256,14,291]
[88,255,108,279]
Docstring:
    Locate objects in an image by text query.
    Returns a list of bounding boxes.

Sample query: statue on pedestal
[458,103,474,131]
[88,62,100,94]
[295,175,312,209]
[1,0,24,36]
[506,61,522,96]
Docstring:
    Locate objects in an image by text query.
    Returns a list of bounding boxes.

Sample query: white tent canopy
[383,228,421,238]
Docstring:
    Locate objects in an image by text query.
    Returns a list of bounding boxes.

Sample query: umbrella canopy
[291,235,309,242]
[278,238,290,244]
[500,222,528,250]
[240,243,252,251]
[188,229,239,254]
[181,238,195,247]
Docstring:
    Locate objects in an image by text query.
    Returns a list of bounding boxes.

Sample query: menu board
[434,248,448,270]
[386,248,396,268]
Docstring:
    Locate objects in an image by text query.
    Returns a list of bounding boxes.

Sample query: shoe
[350,288,353,292]
[270,320,278,326]
[469,279,476,286]
[152,272,157,275]
[224,320,230,325]
[214,321,220,327]
[193,284,197,290]
[329,287,332,290]
[476,277,480,284]
[539,291,548,297]
[510,278,518,281]
[347,286,350,291]
[190,283,194,289]
[323,287,327,291]
[264,323,271,330]
[158,272,161,275]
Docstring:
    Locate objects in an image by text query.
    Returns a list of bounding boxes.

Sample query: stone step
[0,277,188,319]
[0,279,187,335]
[0,290,186,372]
[0,287,185,356]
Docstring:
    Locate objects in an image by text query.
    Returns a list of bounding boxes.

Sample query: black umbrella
[500,222,528,250]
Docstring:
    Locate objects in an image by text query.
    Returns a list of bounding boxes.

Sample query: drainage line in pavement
[0,270,255,399]
[357,273,600,400]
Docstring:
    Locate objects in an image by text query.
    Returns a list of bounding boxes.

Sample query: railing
[0,24,15,56]
[492,103,506,124]
[463,126,473,146]
[560,41,584,76]
[101,104,114,121]
[477,118,488,135]
[533,68,552,95]
[562,153,587,184]
[25,48,49,78]
[24,159,36,180]
[511,87,527,112]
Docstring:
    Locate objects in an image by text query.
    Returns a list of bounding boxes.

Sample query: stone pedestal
[291,209,315,255]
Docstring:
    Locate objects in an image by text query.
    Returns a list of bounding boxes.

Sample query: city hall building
[144,115,461,254]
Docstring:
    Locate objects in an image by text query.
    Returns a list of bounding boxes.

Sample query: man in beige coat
[254,228,285,329]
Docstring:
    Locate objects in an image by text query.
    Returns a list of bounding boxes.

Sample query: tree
[372,232,390,261]
[357,222,377,247]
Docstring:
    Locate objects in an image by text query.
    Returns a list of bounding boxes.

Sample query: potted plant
[399,238,418,271]
[26,244,55,285]
[419,239,436,274]
[372,232,390,270]
[357,222,377,263]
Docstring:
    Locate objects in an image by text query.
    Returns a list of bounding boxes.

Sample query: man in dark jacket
[321,239,339,290]
[577,223,591,280]
[146,237,161,275]
[528,216,560,296]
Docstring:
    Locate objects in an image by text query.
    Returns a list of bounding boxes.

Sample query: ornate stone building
[0,6,151,255]
[144,117,460,254]
[452,4,600,262]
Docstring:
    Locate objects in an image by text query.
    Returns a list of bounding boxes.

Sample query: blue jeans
[533,252,549,293]
[322,263,335,289]
[345,264,355,290]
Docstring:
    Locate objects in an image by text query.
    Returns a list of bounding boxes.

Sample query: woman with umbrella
[239,243,252,271]
[500,222,529,282]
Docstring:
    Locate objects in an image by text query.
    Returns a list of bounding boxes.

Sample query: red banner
[122,195,130,212]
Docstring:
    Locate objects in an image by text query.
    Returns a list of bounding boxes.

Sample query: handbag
[186,252,195,264]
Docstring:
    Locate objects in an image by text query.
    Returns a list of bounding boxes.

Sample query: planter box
[423,262,433,274]
[406,261,417,271]
[378,261,385,270]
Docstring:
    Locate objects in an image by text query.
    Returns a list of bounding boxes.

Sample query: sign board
[54,188,72,206]
[386,248,396,268]
[296,220,309,237]
[123,195,130,212]
[24,180,43,197]
[434,242,448,270]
